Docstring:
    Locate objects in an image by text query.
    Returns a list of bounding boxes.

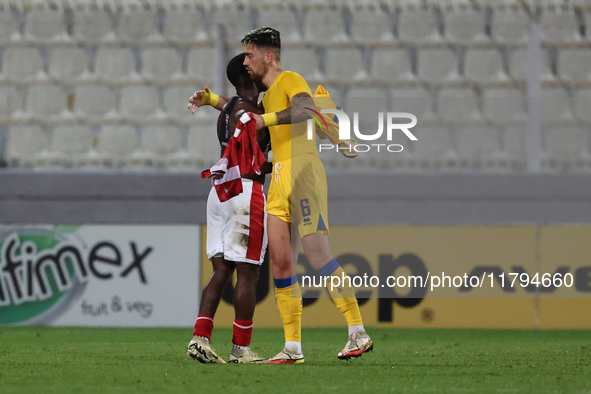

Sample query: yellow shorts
[267,154,329,237]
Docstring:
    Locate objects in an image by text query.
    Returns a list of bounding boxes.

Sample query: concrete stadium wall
[0,171,589,225]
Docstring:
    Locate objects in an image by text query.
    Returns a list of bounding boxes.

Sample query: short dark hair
[241,27,281,51]
[226,53,250,87]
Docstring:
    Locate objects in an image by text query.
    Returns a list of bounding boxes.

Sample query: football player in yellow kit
[189,27,373,364]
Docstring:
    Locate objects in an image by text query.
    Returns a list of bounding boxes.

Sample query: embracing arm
[254,92,314,131]
[187,87,228,113]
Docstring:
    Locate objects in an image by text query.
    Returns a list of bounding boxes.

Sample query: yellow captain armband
[202,90,220,107]
[262,112,279,127]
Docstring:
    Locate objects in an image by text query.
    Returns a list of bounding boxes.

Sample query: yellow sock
[275,277,302,342]
[326,266,364,327]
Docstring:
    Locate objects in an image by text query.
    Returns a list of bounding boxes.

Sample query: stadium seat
[482,88,528,125]
[140,126,184,166]
[210,8,254,44]
[94,48,139,83]
[187,47,215,84]
[413,125,458,168]
[350,8,395,46]
[345,87,389,136]
[541,87,575,125]
[141,48,184,84]
[163,10,210,46]
[120,86,160,122]
[0,10,22,44]
[163,86,199,124]
[281,48,322,82]
[116,10,162,45]
[324,48,368,85]
[557,49,591,85]
[48,47,91,82]
[436,87,483,124]
[573,89,591,124]
[417,48,461,86]
[390,87,436,121]
[73,85,118,122]
[188,119,222,166]
[490,9,530,46]
[508,49,555,84]
[456,125,503,167]
[302,8,349,45]
[503,126,527,168]
[24,9,70,44]
[26,85,68,121]
[72,9,116,44]
[398,9,442,46]
[371,48,415,85]
[97,125,140,166]
[544,126,590,168]
[51,125,95,166]
[258,8,301,44]
[0,86,23,121]
[540,11,581,45]
[1,47,45,83]
[443,9,488,46]
[5,125,50,167]
[464,48,509,86]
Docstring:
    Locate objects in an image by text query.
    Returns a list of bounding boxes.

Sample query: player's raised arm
[187,86,228,113]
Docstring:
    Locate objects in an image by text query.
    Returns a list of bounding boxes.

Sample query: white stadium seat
[464,49,509,85]
[345,88,389,136]
[117,10,162,44]
[258,9,302,45]
[26,85,68,120]
[51,125,95,166]
[187,47,215,84]
[0,10,22,44]
[210,8,254,44]
[5,126,50,167]
[142,48,184,84]
[573,89,591,124]
[436,87,483,124]
[324,48,368,84]
[73,10,116,44]
[302,8,348,45]
[417,48,460,85]
[508,49,554,84]
[503,126,527,167]
[281,48,322,82]
[1,47,45,83]
[482,88,528,125]
[0,86,23,121]
[351,8,395,45]
[140,126,184,166]
[163,86,197,124]
[413,125,457,167]
[557,49,591,85]
[48,48,91,82]
[73,85,118,121]
[540,11,581,45]
[163,10,209,45]
[541,88,575,125]
[371,48,415,85]
[390,87,435,121]
[490,9,530,45]
[544,126,590,167]
[456,125,503,166]
[24,10,70,44]
[398,9,441,45]
[95,48,138,83]
[120,86,160,122]
[443,9,488,46]
[188,120,222,166]
[97,125,140,166]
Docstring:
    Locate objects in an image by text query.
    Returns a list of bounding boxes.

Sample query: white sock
[285,341,302,354]
[232,344,247,350]
[348,324,365,336]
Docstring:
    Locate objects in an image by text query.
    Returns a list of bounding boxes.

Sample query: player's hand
[187,86,211,114]
[207,170,225,180]
[251,113,265,131]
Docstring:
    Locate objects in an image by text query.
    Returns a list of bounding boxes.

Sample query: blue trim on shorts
[317,214,327,231]
[318,259,340,276]
[274,275,298,289]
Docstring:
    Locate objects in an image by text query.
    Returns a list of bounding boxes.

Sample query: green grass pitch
[1,327,590,393]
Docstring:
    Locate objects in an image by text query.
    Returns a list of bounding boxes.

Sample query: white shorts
[206,178,268,265]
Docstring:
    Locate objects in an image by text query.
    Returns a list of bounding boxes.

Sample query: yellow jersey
[261,71,318,162]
